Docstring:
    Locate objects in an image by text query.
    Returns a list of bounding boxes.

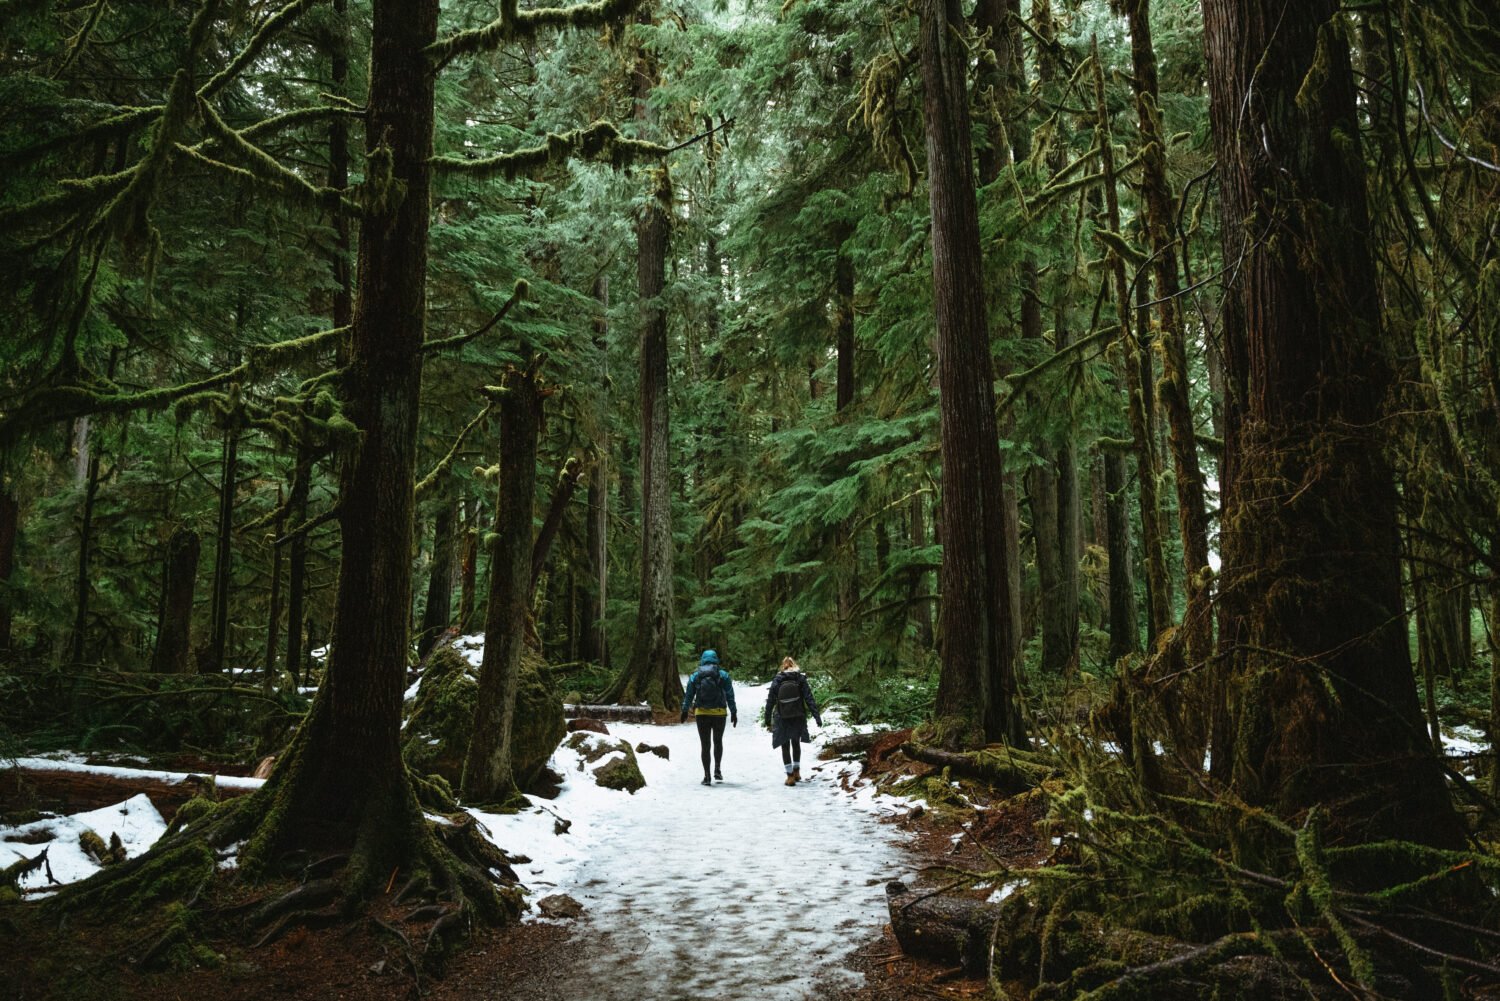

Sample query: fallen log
[820,731,894,757]
[886,881,1001,976]
[2,758,263,821]
[898,742,1059,795]
[562,704,655,723]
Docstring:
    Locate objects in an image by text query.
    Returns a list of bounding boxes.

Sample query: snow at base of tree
[0,793,167,896]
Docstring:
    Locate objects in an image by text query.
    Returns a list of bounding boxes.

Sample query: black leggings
[697,715,726,775]
[780,738,802,765]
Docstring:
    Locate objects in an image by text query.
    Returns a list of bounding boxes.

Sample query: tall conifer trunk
[974,0,1026,666]
[1203,0,1460,843]
[417,495,455,660]
[205,426,238,673]
[243,0,440,872]
[151,527,199,674]
[614,163,678,709]
[921,0,1023,748]
[1120,0,1212,672]
[582,277,610,668]
[0,484,16,653]
[284,447,310,686]
[462,367,541,804]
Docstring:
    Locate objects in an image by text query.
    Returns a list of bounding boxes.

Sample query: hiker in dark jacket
[764,656,821,786]
[680,649,736,785]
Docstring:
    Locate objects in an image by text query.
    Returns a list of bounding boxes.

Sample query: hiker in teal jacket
[680,649,736,785]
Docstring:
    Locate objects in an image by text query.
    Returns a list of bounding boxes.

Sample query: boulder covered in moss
[401,643,566,794]
[564,731,646,794]
[402,646,476,784]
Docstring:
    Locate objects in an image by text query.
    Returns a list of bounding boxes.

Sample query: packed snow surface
[471,705,913,1001]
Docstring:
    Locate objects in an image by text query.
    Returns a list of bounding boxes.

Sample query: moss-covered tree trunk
[241,0,439,877]
[462,366,542,804]
[1204,0,1461,845]
[922,0,1024,749]
[1122,0,1212,674]
[531,456,582,600]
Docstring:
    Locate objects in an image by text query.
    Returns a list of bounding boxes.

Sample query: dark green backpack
[695,667,727,710]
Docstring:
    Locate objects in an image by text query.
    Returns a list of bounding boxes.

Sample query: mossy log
[898,742,1060,794]
[886,880,1001,975]
[821,731,894,756]
[563,703,655,723]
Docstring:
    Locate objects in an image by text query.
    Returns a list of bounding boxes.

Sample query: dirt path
[464,711,915,1001]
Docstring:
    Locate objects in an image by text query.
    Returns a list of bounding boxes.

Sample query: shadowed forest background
[3,0,1500,997]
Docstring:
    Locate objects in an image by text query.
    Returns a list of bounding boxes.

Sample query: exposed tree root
[16,771,525,978]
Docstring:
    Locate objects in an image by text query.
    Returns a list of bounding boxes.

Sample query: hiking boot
[701,776,712,786]
[713,769,723,782]
[792,764,802,782]
[784,772,797,786]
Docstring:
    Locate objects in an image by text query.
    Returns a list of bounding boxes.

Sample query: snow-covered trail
[471,708,912,1001]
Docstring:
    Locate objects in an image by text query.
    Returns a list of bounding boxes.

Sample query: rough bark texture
[418,497,456,660]
[974,0,1026,669]
[610,163,680,710]
[150,527,199,675]
[462,368,542,804]
[582,277,610,668]
[242,0,440,874]
[1204,0,1460,844]
[921,0,1023,748]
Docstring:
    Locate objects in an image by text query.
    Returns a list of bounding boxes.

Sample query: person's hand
[814,717,823,729]
[680,711,689,724]
[731,713,738,727]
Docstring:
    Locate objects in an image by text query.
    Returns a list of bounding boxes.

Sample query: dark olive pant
[780,736,802,764]
[697,715,726,776]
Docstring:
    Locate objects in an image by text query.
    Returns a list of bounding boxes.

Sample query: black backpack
[776,675,805,719]
[695,667,727,709]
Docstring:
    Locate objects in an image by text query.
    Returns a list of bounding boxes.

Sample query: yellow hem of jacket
[691,708,729,716]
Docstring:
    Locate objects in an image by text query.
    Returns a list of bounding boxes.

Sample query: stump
[886,881,1001,976]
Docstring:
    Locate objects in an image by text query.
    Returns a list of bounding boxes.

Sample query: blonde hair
[780,656,798,671]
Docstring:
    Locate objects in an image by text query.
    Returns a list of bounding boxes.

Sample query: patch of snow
[987,879,1026,904]
[1444,725,1490,758]
[0,793,166,892]
[217,841,243,871]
